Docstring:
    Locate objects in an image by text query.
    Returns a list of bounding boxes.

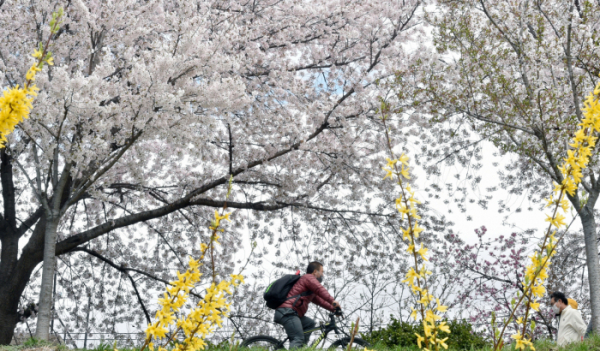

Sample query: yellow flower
[409,206,421,219]
[435,298,448,313]
[397,204,409,219]
[562,178,578,196]
[545,212,566,228]
[438,321,450,333]
[400,165,411,179]
[399,153,410,166]
[545,195,554,208]
[0,84,38,145]
[423,321,433,337]
[32,48,43,59]
[564,149,577,167]
[594,81,600,95]
[417,243,428,261]
[511,334,533,351]
[409,197,421,207]
[386,157,398,167]
[537,267,548,280]
[402,267,420,284]
[156,310,175,327]
[418,294,432,306]
[560,198,570,212]
[415,333,425,348]
[26,67,37,81]
[438,337,449,350]
[552,181,563,194]
[383,167,393,180]
[412,222,424,237]
[530,284,546,298]
[230,274,245,285]
[214,210,231,224]
[146,323,167,339]
[530,301,540,311]
[410,307,419,321]
[402,227,411,240]
[188,257,200,270]
[425,309,441,322]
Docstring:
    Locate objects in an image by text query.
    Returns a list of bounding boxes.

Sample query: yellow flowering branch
[138,175,245,351]
[492,81,600,351]
[379,100,449,351]
[0,8,62,146]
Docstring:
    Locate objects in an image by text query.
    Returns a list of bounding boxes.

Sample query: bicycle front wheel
[241,335,285,351]
[329,337,370,350]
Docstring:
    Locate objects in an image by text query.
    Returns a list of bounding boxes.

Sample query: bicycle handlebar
[332,307,343,318]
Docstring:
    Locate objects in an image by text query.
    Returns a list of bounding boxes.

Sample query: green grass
[3,335,600,351]
[0,337,69,351]
[360,335,600,351]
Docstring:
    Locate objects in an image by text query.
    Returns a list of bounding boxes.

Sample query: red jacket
[278,274,335,317]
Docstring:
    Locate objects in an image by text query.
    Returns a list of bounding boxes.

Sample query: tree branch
[17,207,44,237]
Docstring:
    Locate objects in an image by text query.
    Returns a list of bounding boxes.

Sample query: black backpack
[264,274,312,309]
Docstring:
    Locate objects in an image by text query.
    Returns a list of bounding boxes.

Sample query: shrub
[362,316,488,350]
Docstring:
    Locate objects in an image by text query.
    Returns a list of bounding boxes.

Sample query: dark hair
[551,291,568,305]
[307,261,323,274]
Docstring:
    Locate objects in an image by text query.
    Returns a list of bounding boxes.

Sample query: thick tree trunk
[34,217,59,341]
[0,238,23,345]
[0,221,46,345]
[0,307,18,344]
[581,211,600,334]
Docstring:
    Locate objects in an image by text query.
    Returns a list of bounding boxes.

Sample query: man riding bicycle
[274,261,341,349]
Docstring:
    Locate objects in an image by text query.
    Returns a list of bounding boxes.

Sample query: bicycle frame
[276,313,349,349]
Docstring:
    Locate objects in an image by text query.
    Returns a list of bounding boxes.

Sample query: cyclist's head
[307,261,323,274]
[307,261,324,282]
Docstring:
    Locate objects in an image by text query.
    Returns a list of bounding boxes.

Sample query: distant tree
[391,0,600,333]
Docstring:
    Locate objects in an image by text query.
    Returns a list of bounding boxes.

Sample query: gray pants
[274,308,316,349]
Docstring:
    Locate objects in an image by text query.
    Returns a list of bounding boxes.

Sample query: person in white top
[551,292,587,347]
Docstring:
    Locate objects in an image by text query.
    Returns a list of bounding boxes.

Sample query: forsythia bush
[140,177,244,351]
[380,101,450,351]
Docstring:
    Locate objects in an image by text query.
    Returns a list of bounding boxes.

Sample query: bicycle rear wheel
[328,337,370,350]
[241,335,285,351]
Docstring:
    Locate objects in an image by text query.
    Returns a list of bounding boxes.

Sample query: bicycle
[240,310,370,350]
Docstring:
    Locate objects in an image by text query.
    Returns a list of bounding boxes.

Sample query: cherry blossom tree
[0,0,423,343]
[391,0,600,333]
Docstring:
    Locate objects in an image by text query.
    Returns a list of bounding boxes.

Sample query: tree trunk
[0,205,47,344]
[0,301,18,345]
[35,217,59,341]
[0,232,19,344]
[580,211,600,333]
[0,234,46,344]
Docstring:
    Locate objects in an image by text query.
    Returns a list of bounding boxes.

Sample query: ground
[2,335,600,351]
